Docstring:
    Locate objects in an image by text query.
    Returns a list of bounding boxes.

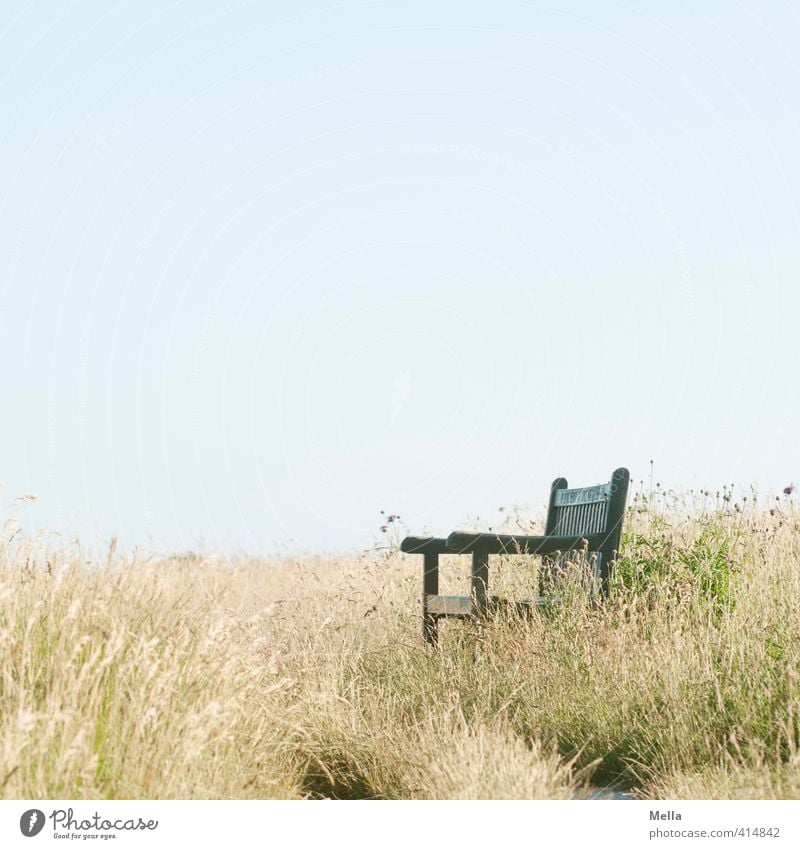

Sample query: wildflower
[380,525,388,533]
[784,484,795,496]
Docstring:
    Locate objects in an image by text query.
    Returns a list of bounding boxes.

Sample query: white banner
[1,800,798,849]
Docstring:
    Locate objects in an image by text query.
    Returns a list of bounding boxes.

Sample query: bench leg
[422,552,439,645]
[471,550,489,615]
[597,549,615,598]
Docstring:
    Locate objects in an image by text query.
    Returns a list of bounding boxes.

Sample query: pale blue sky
[2,1,799,553]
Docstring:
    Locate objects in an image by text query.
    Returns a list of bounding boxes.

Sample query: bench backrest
[544,466,630,592]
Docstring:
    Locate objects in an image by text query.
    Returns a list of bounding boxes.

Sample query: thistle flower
[784,484,795,496]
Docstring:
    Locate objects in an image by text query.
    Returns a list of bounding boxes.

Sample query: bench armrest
[400,536,451,554]
[446,531,605,555]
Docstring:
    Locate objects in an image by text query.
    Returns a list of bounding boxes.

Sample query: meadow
[1,486,799,800]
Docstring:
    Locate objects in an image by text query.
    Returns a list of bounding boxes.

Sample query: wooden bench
[401,467,630,644]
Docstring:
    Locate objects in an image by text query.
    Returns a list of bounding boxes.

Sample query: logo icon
[19,809,46,837]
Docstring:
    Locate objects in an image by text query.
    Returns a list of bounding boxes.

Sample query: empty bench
[401,467,630,645]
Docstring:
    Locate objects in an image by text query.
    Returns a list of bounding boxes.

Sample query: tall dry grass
[1,488,799,799]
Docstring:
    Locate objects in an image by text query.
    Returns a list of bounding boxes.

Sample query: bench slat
[446,532,604,555]
[426,595,473,617]
[553,484,611,506]
[426,595,558,617]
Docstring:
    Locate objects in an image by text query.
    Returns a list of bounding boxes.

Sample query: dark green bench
[401,467,630,645]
